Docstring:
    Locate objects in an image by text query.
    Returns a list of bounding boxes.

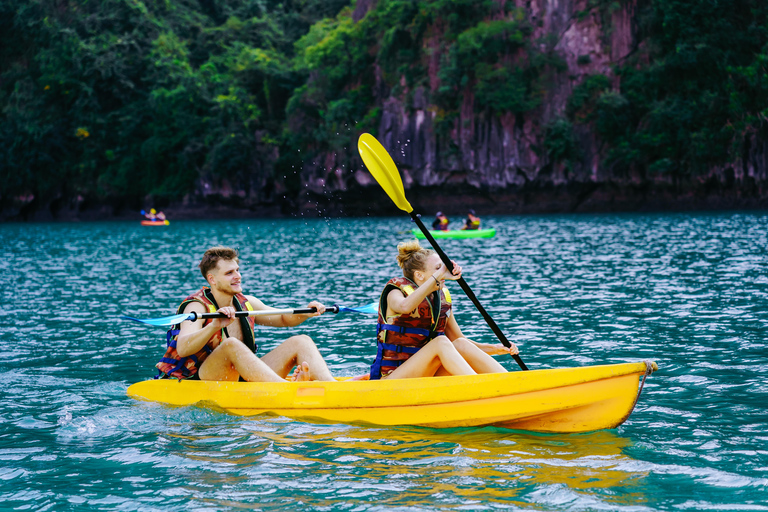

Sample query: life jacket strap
[377,323,444,339]
[158,341,212,380]
[166,329,180,347]
[369,341,422,380]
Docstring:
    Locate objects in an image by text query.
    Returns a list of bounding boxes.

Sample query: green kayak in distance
[412,228,496,239]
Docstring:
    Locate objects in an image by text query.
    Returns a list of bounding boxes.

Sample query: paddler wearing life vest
[461,209,481,230]
[432,211,450,231]
[155,246,335,383]
[143,208,166,221]
[369,240,519,380]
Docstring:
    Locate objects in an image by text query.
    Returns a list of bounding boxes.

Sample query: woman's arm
[444,312,465,340]
[388,261,463,315]
[386,282,439,314]
[445,310,518,355]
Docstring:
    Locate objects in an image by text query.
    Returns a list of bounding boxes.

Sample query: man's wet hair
[199,246,239,280]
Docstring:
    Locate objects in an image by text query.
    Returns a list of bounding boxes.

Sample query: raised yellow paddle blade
[358,133,413,213]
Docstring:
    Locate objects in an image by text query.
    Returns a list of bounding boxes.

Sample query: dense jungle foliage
[566,0,768,178]
[1,0,767,214]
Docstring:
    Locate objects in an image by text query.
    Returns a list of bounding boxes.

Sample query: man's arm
[175,301,235,357]
[245,295,325,328]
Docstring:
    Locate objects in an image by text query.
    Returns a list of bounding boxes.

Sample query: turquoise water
[1,213,767,511]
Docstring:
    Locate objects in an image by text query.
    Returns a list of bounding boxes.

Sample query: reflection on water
[1,214,767,510]
[160,417,646,510]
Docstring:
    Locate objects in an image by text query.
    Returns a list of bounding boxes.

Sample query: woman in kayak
[369,240,519,380]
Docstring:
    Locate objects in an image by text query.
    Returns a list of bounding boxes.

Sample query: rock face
[299,0,768,217]
[6,0,766,222]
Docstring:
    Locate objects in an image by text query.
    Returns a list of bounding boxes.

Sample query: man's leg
[198,337,286,382]
[260,335,335,381]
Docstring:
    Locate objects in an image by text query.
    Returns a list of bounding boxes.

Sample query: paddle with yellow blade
[358,133,528,371]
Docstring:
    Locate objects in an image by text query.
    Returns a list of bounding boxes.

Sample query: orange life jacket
[370,277,452,379]
[155,287,257,379]
[465,215,481,229]
[434,216,450,231]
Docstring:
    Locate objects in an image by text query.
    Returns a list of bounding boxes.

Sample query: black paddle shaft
[191,305,340,321]
[412,214,529,371]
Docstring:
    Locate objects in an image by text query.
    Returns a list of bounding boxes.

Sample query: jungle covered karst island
[2,0,767,220]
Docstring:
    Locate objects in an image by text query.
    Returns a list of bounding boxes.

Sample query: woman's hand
[434,260,462,283]
[477,341,519,356]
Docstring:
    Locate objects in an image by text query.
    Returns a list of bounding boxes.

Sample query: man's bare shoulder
[181,299,206,314]
[244,295,269,311]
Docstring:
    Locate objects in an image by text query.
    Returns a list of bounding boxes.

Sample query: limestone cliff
[7,0,766,222]
[297,0,768,216]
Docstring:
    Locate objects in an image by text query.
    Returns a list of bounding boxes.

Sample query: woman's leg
[451,337,507,373]
[386,337,477,379]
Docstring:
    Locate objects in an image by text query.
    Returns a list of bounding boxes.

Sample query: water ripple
[1,214,767,510]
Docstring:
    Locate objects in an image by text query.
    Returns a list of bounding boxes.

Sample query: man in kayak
[369,240,518,380]
[432,211,450,231]
[155,246,334,382]
[461,210,481,230]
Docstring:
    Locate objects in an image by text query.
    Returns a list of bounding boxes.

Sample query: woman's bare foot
[291,361,312,382]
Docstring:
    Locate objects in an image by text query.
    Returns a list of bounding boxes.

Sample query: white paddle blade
[121,313,191,328]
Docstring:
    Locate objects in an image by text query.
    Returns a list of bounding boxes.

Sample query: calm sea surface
[1,213,767,511]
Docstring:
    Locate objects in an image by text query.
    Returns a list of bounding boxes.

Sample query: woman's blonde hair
[396,240,434,281]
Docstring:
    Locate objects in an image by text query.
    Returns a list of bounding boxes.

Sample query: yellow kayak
[127,361,657,433]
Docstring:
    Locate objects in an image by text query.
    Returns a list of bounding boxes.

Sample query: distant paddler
[141,208,169,225]
[142,208,166,221]
[432,211,450,231]
[368,240,519,380]
[154,246,334,383]
[461,209,481,230]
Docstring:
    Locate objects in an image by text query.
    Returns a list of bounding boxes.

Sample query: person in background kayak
[143,208,166,221]
[155,246,335,383]
[432,211,450,231]
[462,209,481,230]
[369,240,518,380]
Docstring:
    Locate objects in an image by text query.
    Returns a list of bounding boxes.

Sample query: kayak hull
[141,220,169,226]
[127,361,656,433]
[413,228,495,239]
